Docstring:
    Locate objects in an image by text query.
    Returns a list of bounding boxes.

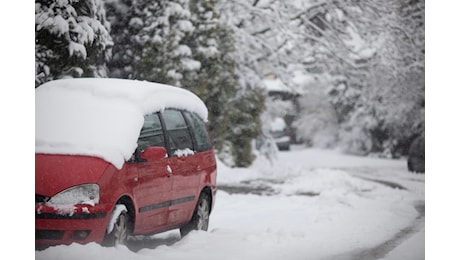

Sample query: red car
[35,78,217,248]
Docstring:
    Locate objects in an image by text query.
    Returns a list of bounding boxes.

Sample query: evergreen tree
[185,0,265,167]
[225,88,265,167]
[35,0,112,87]
[104,0,137,78]
[106,0,199,86]
[184,0,234,157]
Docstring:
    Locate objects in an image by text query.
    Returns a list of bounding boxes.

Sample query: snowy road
[36,147,425,260]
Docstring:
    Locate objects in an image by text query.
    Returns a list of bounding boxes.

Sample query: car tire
[180,192,211,237]
[102,206,130,247]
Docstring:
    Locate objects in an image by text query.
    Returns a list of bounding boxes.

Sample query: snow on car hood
[35,78,208,169]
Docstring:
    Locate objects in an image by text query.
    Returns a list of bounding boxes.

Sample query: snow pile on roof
[35,78,208,169]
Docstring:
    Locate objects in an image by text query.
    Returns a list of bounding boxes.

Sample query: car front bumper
[35,202,113,247]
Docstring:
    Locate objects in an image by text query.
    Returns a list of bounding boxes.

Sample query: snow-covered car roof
[35,78,208,169]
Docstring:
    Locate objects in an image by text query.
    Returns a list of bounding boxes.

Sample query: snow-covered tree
[183,0,235,152]
[221,0,424,157]
[217,0,304,87]
[310,0,425,156]
[224,88,265,167]
[106,0,200,86]
[104,0,136,79]
[185,0,265,167]
[35,0,113,87]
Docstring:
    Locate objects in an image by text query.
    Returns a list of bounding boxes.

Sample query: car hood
[35,154,110,197]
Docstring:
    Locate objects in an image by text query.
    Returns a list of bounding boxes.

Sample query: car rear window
[162,109,194,155]
[184,111,212,152]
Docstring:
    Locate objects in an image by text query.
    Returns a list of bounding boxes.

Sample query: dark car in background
[268,117,291,151]
[407,134,425,174]
[270,128,291,151]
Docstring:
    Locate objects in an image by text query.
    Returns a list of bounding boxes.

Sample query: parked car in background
[407,134,425,173]
[35,78,217,248]
[269,117,291,151]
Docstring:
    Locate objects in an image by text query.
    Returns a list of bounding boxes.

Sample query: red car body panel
[35,154,109,197]
[168,149,216,226]
[129,155,172,233]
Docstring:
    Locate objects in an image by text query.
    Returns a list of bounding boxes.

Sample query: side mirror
[140,147,167,161]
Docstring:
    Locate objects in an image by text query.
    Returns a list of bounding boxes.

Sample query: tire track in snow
[321,201,424,260]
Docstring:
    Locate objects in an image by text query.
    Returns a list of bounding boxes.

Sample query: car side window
[183,111,211,152]
[138,113,165,151]
[161,109,194,156]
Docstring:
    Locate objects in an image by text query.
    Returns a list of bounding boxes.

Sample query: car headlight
[48,184,100,206]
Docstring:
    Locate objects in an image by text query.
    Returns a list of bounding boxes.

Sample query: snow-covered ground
[35,146,425,260]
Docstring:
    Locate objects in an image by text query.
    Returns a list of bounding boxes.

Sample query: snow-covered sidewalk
[36,147,424,260]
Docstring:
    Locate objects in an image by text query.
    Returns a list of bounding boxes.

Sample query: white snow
[68,41,87,58]
[177,20,194,33]
[343,25,376,60]
[46,14,68,36]
[35,147,425,260]
[174,148,195,157]
[35,78,208,169]
[173,45,193,57]
[263,78,291,93]
[379,228,424,260]
[292,70,317,93]
[129,17,144,29]
[181,58,201,71]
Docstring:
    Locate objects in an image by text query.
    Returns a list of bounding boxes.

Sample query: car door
[160,109,200,226]
[132,113,172,234]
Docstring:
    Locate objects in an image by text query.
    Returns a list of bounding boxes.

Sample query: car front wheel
[180,192,210,237]
[103,206,130,247]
